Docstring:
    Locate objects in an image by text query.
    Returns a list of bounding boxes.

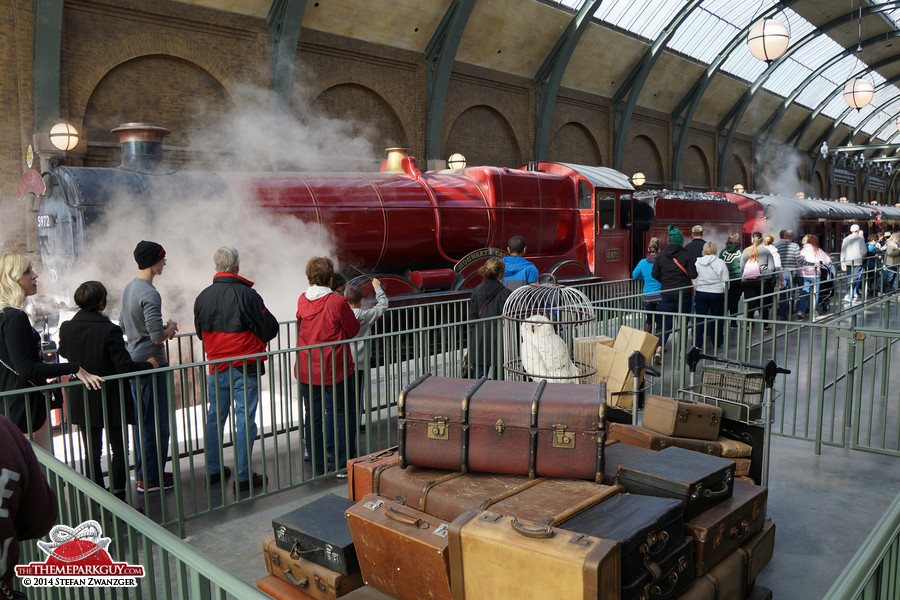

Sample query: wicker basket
[699,364,765,406]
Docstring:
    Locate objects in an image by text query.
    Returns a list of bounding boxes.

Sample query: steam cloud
[755,145,808,239]
[36,83,387,334]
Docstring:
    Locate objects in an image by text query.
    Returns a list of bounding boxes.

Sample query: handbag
[0,356,64,410]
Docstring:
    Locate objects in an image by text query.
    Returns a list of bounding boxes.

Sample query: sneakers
[336,472,348,480]
[137,472,174,492]
[208,466,232,485]
[652,351,662,366]
[796,313,806,321]
[235,472,267,491]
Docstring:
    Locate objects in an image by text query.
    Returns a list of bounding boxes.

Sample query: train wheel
[347,274,420,298]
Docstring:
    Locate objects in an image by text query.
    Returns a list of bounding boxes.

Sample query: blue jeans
[849,265,864,297]
[797,276,818,315]
[693,291,724,346]
[778,274,797,317]
[659,291,691,344]
[885,265,899,292]
[131,371,171,485]
[205,367,259,482]
[302,376,356,476]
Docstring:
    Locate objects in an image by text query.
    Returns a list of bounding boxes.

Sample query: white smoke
[38,83,389,333]
[755,144,808,238]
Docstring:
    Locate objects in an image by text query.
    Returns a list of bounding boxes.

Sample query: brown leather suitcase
[257,574,317,599]
[703,550,745,600]
[398,375,606,481]
[448,508,620,600]
[642,395,722,441]
[617,446,736,521]
[375,462,620,524]
[262,536,364,600]
[734,458,751,477]
[345,495,451,600]
[738,518,775,584]
[347,447,400,501]
[685,480,768,576]
[609,423,752,458]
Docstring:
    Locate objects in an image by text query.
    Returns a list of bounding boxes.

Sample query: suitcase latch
[678,409,690,422]
[552,424,575,449]
[708,413,719,426]
[363,499,385,511]
[428,416,449,440]
[433,523,449,538]
[495,419,505,437]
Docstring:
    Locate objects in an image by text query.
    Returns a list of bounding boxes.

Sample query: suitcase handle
[650,572,678,599]
[701,479,731,499]
[510,518,555,539]
[282,568,308,589]
[384,507,427,528]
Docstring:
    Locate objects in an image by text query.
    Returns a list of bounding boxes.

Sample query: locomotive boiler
[34,123,645,303]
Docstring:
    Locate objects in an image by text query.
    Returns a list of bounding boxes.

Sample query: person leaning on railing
[58,281,157,502]
[883,232,900,293]
[0,254,103,451]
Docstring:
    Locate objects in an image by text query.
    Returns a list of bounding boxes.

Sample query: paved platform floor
[180,431,900,599]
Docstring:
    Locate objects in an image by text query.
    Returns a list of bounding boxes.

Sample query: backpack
[743,259,761,279]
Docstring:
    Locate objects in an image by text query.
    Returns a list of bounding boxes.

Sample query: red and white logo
[15,520,145,588]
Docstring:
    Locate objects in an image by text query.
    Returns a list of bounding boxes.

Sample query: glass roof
[542,0,900,141]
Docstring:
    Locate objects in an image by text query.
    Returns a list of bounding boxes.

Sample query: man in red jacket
[194,246,279,491]
[296,257,360,478]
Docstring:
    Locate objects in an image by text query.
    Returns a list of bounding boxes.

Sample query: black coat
[0,307,78,432]
[652,243,698,293]
[682,238,707,268]
[58,310,152,428]
[468,279,511,368]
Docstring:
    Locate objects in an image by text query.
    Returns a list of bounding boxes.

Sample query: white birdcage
[502,281,596,383]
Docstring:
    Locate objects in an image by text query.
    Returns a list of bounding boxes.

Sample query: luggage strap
[479,477,547,510]
[417,471,467,513]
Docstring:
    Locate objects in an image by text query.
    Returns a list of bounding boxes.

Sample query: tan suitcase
[262,536,363,600]
[257,574,317,599]
[448,509,620,600]
[642,395,722,441]
[345,495,450,600]
[738,518,776,584]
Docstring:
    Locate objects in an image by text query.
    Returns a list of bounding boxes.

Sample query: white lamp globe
[49,122,79,152]
[748,18,790,63]
[844,78,875,110]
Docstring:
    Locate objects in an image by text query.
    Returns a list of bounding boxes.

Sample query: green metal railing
[21,445,272,600]
[823,490,900,600]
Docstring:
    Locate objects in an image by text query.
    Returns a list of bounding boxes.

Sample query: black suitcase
[621,535,694,600]
[560,492,686,600]
[616,446,735,521]
[601,441,655,485]
[272,494,359,576]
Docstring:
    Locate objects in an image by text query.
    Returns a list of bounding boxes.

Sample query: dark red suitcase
[375,462,620,524]
[398,375,606,481]
[609,422,722,455]
[684,480,767,576]
[617,446,736,521]
[257,574,317,599]
[347,447,400,502]
[345,495,451,600]
[560,493,687,600]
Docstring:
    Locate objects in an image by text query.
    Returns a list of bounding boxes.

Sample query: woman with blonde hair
[0,255,103,449]
[693,242,729,347]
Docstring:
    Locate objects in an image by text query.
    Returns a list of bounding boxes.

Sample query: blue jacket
[502,256,539,290]
[633,255,661,301]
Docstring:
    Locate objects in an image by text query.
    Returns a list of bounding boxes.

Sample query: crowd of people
[633,224,899,359]
[0,241,392,505]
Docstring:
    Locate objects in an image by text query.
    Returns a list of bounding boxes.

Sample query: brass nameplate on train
[605,248,621,261]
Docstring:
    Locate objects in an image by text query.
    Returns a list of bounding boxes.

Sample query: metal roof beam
[34,0,63,133]
[425,0,476,166]
[268,0,307,110]
[534,0,603,161]
[612,0,703,171]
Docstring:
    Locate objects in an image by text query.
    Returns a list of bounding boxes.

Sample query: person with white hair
[840,224,867,302]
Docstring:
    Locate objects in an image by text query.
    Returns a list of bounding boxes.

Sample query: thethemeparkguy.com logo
[15,520,145,587]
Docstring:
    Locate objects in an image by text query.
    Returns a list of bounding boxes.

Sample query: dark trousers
[302,376,357,475]
[80,425,127,498]
[742,278,762,318]
[694,291,725,346]
[727,280,743,316]
[659,290,691,344]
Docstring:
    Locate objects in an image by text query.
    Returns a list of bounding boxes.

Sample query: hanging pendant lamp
[747,18,790,63]
[843,77,874,111]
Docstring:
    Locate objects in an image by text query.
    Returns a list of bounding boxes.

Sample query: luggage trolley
[607,351,661,426]
[679,347,790,487]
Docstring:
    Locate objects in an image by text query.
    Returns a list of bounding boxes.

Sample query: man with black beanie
[120,240,178,492]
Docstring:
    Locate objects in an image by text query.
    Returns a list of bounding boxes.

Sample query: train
[25,123,899,313]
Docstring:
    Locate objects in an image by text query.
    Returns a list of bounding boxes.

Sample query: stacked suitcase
[259,378,775,600]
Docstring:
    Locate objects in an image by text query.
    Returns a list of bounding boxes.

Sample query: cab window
[596,192,616,230]
[578,180,592,210]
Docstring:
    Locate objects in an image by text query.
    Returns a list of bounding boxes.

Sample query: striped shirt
[775,240,801,271]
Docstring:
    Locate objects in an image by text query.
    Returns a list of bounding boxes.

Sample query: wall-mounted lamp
[796,192,805,199]
[820,141,829,159]
[631,172,645,187]
[49,122,79,152]
[733,184,745,193]
[447,153,467,169]
[840,196,848,203]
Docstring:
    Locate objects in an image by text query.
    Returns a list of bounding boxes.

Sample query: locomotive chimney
[111,123,171,173]
[382,148,409,173]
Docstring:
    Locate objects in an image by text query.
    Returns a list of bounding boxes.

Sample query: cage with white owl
[501,281,596,383]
